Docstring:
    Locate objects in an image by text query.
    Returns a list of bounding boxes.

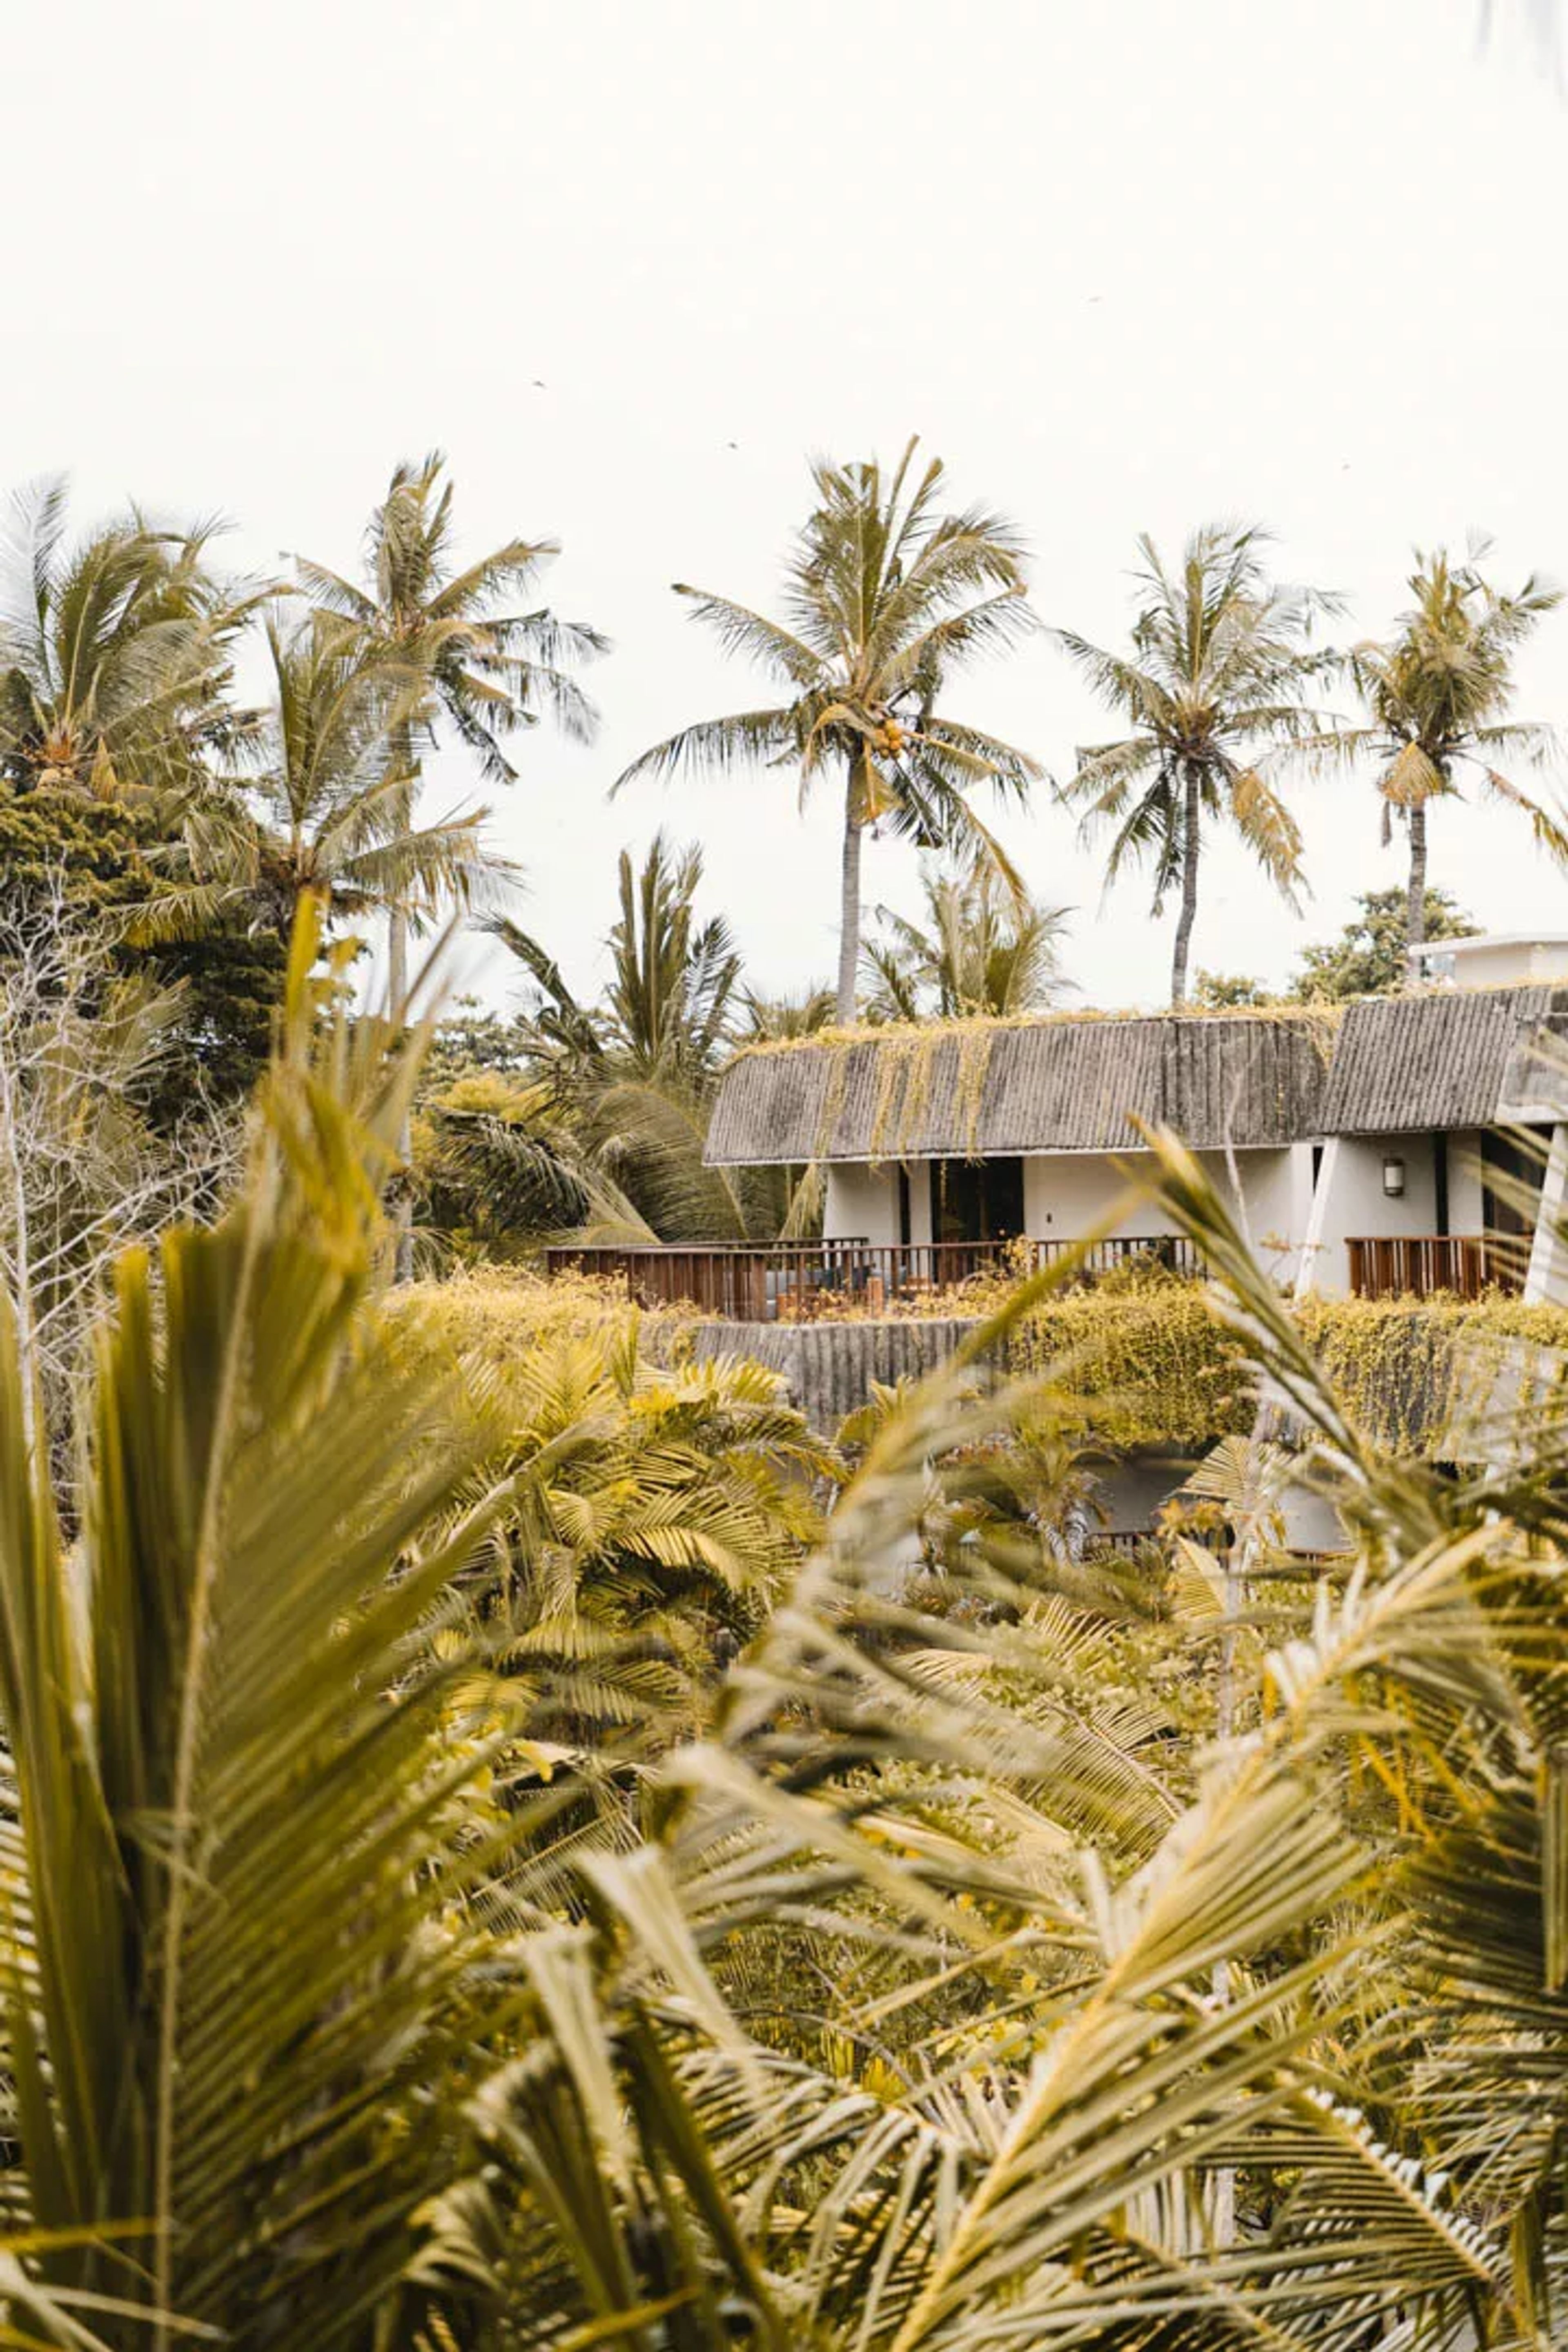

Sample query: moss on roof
[728,997,1342,1070]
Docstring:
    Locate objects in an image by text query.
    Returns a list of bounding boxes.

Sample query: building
[1299,959,1568,1303]
[704,1011,1325,1293]
[1411,933,1568,991]
[549,935,1568,1319]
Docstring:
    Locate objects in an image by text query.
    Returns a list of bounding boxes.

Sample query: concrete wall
[823,1163,901,1245]
[686,1316,984,1431]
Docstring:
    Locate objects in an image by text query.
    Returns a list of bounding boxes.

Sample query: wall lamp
[1382,1156,1406,1199]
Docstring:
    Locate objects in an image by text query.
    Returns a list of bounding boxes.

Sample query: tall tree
[1329,545,1561,976]
[1054,524,1332,1007]
[296,447,606,935]
[615,437,1041,1022]
[1292,884,1476,1001]
[297,450,606,1270]
[0,477,257,802]
[862,854,1072,1022]
[157,609,510,941]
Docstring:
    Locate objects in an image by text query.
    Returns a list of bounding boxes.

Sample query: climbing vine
[996,1278,1568,1456]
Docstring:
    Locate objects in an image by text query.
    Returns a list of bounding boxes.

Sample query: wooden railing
[1347,1234,1529,1301]
[544,1233,1202,1321]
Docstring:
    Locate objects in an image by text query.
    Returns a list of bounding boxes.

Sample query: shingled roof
[705,1014,1330,1166]
[1319,986,1568,1134]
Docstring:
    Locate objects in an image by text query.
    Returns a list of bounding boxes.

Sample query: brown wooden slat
[1345,1234,1526,1300]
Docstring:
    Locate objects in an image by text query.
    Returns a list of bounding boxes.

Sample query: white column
[1525,1124,1568,1305]
[1294,1138,1338,1301]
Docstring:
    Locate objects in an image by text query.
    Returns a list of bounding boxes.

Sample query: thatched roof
[705,1014,1330,1165]
[1319,986,1568,1135]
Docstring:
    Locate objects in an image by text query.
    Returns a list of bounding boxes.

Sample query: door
[929,1157,1024,1250]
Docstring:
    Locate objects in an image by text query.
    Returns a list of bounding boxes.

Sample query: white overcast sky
[8,0,1567,1010]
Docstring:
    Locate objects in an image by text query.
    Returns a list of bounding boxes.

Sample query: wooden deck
[544,1234,1202,1320]
[1347,1234,1528,1301]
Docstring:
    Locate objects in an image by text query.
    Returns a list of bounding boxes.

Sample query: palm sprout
[486,834,801,1246]
[862,854,1073,1021]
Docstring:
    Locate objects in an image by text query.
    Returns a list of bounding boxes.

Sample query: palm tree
[601,830,743,1082]
[615,437,1042,1022]
[158,608,511,941]
[862,853,1073,1021]
[298,450,606,1274]
[0,476,257,801]
[296,448,606,989]
[1331,543,1562,976]
[490,835,781,1243]
[1054,524,1333,1007]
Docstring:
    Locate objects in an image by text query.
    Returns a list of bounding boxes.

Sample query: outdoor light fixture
[1382,1156,1405,1198]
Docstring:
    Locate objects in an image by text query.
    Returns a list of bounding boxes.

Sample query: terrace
[545,1234,1203,1320]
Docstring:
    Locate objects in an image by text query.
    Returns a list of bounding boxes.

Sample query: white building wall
[907,1165,933,1245]
[1300,1132,1440,1297]
[1025,1147,1308,1271]
[823,1163,901,1245]
[1421,937,1568,988]
[1448,1128,1486,1234]
[823,1145,1315,1274]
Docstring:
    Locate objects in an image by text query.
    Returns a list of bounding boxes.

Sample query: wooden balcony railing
[543,1233,1202,1321]
[1347,1234,1529,1301]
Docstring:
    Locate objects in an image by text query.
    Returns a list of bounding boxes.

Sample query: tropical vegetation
[7,911,1568,2346]
[615,437,1042,1021]
[6,441,1568,2349]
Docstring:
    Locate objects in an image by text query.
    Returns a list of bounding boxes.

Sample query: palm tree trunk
[836,757,864,1026]
[1170,767,1202,1009]
[388,904,414,1283]
[1405,800,1428,987]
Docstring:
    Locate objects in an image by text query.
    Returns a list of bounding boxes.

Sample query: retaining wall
[686,1317,984,1431]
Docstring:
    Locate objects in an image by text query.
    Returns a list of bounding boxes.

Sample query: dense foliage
[5,443,1568,2350]
[4,941,1568,2347]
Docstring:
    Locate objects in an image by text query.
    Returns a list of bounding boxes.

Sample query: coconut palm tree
[0,476,258,801]
[615,437,1042,1023]
[155,608,511,942]
[862,853,1073,1021]
[295,449,606,983]
[1054,524,1334,1007]
[298,451,606,1273]
[1330,544,1562,977]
